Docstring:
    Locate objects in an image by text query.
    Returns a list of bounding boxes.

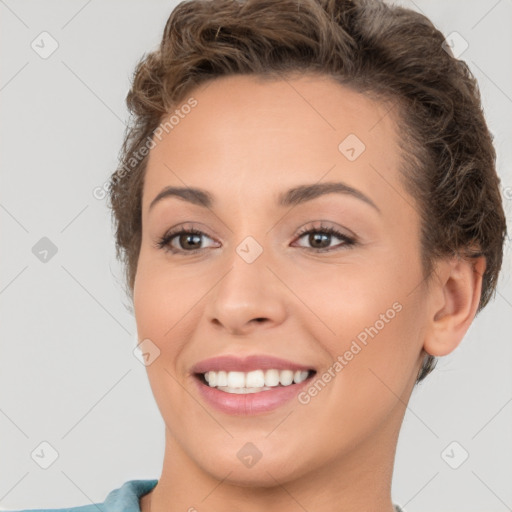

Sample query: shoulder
[6,479,158,512]
[6,506,102,512]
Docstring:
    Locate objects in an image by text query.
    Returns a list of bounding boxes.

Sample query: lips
[191,354,315,374]
[190,354,317,415]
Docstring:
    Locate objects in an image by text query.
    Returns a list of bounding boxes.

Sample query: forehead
[142,73,405,214]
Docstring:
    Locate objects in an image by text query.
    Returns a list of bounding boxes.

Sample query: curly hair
[108,0,507,383]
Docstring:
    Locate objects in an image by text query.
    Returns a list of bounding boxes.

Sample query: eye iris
[310,232,330,249]
[180,233,202,250]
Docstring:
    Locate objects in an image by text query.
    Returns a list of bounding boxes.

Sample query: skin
[134,74,485,512]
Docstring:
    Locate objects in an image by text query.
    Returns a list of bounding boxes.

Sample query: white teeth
[279,369,294,386]
[246,370,265,387]
[264,369,280,387]
[216,386,273,394]
[294,370,309,384]
[227,371,245,388]
[203,369,311,393]
[216,370,228,387]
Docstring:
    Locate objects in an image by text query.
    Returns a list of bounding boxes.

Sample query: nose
[205,247,288,336]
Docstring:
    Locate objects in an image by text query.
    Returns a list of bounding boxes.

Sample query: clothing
[10,479,405,512]
[9,480,157,512]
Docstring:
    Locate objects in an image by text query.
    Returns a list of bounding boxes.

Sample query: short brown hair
[108,0,507,383]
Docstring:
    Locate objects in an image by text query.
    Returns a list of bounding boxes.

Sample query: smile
[201,369,313,394]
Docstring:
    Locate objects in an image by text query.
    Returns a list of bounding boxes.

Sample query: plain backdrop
[1,1,511,511]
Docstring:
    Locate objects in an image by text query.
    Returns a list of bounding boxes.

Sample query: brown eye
[293,225,356,252]
[177,232,203,250]
[156,228,218,254]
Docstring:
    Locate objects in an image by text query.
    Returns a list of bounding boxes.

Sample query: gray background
[1,1,511,511]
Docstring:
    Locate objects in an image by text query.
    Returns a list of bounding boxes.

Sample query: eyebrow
[148,181,380,214]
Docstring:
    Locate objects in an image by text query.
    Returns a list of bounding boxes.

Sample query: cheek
[287,253,408,331]
[133,267,168,340]
[133,259,196,428]
[134,246,193,336]
[133,252,186,370]
[294,287,424,450]
[133,249,209,379]
[288,246,425,381]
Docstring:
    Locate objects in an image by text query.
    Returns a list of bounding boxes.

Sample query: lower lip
[193,374,314,415]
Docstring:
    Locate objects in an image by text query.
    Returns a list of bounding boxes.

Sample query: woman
[12,0,507,511]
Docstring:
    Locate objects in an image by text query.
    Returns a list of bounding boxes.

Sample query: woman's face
[134,74,429,485]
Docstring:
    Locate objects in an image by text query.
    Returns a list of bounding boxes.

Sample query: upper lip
[191,354,315,374]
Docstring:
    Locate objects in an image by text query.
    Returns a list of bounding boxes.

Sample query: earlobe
[423,255,486,357]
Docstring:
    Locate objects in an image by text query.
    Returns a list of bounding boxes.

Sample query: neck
[142,407,403,512]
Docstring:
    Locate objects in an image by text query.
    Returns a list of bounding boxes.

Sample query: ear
[423,255,486,357]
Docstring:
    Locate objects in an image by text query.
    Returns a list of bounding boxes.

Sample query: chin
[205,460,305,488]
[184,436,309,486]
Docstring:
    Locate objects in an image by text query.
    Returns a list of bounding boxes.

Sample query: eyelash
[155,223,356,255]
